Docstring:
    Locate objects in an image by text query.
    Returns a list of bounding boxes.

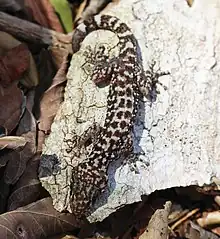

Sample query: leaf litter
[0,0,219,239]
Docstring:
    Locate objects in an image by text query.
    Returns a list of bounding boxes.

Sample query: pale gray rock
[39,0,220,222]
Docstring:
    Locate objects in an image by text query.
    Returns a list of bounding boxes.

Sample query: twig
[170,208,200,230]
[0,11,72,53]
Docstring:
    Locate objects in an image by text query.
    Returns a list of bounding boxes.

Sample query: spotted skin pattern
[71,15,162,218]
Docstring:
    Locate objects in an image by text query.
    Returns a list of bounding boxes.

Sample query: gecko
[70,14,166,218]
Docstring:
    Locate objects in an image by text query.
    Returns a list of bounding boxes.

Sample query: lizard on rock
[70,14,166,218]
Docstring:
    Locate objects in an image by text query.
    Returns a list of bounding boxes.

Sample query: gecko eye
[118,23,128,33]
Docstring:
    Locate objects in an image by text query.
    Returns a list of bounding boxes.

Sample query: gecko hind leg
[78,122,103,154]
[63,123,102,158]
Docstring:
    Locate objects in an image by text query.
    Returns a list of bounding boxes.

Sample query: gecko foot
[136,61,170,102]
[122,150,149,174]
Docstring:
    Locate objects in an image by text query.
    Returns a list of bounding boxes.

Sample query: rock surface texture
[39,0,220,222]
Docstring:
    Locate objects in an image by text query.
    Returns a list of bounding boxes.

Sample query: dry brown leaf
[139,201,171,239]
[0,31,39,88]
[3,137,35,185]
[4,106,37,185]
[50,47,70,69]
[0,82,23,133]
[25,0,64,32]
[0,197,79,238]
[37,53,68,152]
[7,154,42,211]
[0,136,27,150]
[0,44,30,87]
[0,177,10,213]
